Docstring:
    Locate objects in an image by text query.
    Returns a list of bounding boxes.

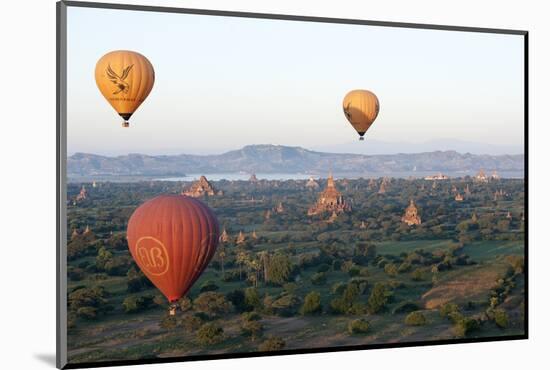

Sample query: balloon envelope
[342,90,380,139]
[126,195,219,302]
[95,50,155,127]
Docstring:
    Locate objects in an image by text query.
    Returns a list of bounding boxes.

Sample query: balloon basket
[169,303,177,316]
[359,137,364,141]
[122,121,130,128]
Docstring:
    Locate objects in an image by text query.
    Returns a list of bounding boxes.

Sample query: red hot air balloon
[127,195,219,314]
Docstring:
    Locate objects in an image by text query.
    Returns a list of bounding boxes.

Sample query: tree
[244,287,262,311]
[95,246,113,271]
[300,291,322,315]
[196,323,224,345]
[348,319,370,334]
[122,295,154,313]
[193,292,231,318]
[404,311,427,326]
[266,253,293,285]
[367,283,389,314]
[240,317,263,341]
[226,289,248,312]
[271,294,301,317]
[454,317,479,337]
[493,309,509,328]
[258,337,285,351]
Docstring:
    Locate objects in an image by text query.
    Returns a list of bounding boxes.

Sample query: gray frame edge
[61,0,527,35]
[57,1,68,369]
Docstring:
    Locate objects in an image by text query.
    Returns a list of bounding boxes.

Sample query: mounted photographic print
[57,1,528,368]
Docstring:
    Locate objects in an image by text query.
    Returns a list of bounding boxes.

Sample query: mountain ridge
[68,144,524,177]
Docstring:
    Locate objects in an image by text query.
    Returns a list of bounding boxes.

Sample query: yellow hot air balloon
[95,50,155,127]
[342,90,380,140]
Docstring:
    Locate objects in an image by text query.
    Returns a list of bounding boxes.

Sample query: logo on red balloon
[135,236,170,276]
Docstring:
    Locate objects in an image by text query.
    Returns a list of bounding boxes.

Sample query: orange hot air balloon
[95,50,155,127]
[126,195,219,312]
[342,90,380,140]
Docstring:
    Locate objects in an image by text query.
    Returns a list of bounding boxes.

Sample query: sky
[67,6,525,156]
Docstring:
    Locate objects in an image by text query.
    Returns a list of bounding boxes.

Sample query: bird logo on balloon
[106,64,133,95]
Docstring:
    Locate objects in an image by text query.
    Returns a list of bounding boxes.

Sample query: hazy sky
[67,7,524,155]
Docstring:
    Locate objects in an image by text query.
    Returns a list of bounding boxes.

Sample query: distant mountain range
[313,138,523,156]
[67,144,524,179]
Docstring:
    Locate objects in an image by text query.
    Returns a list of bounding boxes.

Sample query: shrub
[411,268,425,281]
[196,323,224,345]
[398,262,412,273]
[271,294,301,317]
[493,309,509,328]
[178,297,192,312]
[454,317,479,337]
[331,282,346,295]
[244,287,262,311]
[367,283,389,314]
[300,291,322,315]
[193,292,231,318]
[405,311,427,326]
[181,314,202,331]
[384,263,398,276]
[226,289,248,312]
[258,337,285,351]
[347,319,370,334]
[439,303,460,318]
[348,265,361,277]
[122,295,154,314]
[76,306,98,320]
[241,311,261,321]
[241,319,263,340]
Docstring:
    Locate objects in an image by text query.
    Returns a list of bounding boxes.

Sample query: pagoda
[249,173,259,182]
[506,212,513,220]
[465,184,471,196]
[378,181,386,194]
[368,178,376,190]
[182,176,217,197]
[424,173,449,181]
[359,221,367,229]
[306,177,320,189]
[455,193,464,202]
[236,231,246,245]
[84,225,91,234]
[251,230,258,240]
[264,209,272,221]
[275,202,285,214]
[471,212,478,222]
[474,169,489,183]
[307,173,351,216]
[219,228,230,243]
[76,186,88,202]
[401,200,422,226]
[71,229,80,239]
[491,170,500,180]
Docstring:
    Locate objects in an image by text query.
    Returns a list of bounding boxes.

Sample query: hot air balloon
[342,90,380,140]
[126,195,219,315]
[95,50,155,127]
